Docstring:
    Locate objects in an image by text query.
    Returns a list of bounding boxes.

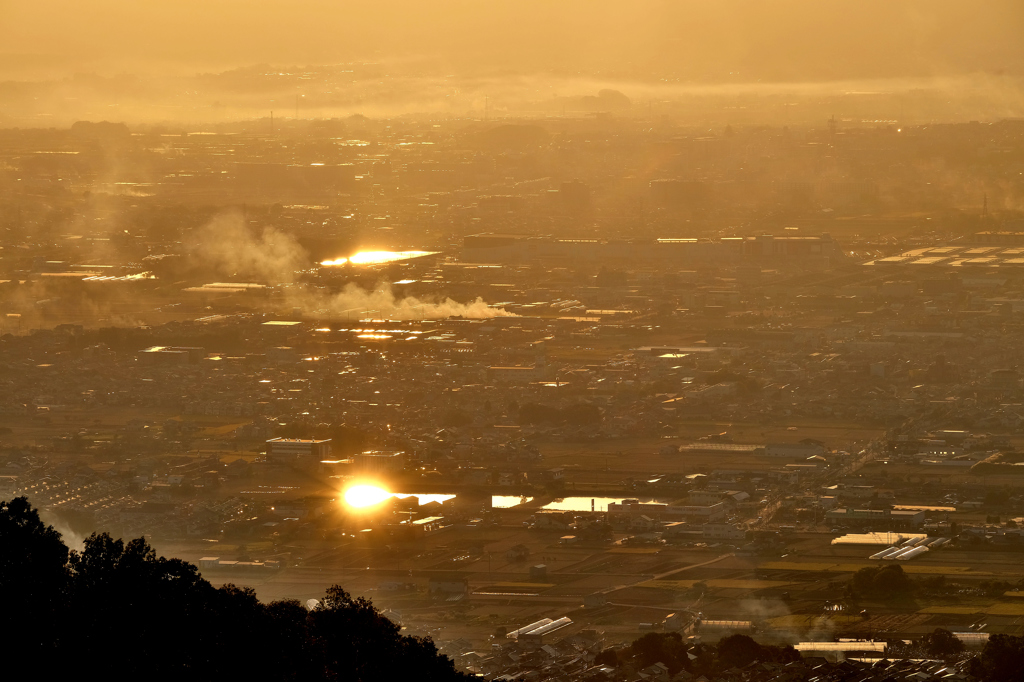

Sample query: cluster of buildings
[0,112,1023,679]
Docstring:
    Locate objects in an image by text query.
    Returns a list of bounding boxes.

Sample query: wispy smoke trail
[39,511,87,552]
[287,282,514,320]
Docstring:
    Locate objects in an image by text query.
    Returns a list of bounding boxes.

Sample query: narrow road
[600,552,734,595]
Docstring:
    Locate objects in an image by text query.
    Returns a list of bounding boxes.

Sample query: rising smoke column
[189,210,308,283]
[192,211,512,319]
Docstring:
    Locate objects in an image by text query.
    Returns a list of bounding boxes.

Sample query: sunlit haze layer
[1,1,1023,125]
[5,1,1024,678]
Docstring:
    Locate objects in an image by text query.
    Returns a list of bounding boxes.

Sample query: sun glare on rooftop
[344,484,393,508]
[320,250,437,267]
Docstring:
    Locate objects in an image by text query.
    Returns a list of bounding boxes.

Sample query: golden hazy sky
[1,0,1021,80]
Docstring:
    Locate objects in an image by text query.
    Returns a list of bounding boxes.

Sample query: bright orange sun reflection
[344,485,393,508]
[320,250,437,267]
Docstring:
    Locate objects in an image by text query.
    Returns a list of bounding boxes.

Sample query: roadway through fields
[599,551,735,595]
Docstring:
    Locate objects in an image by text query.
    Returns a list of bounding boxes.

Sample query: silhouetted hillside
[0,496,473,681]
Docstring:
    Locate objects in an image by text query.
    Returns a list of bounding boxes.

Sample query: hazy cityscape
[3,2,1024,680]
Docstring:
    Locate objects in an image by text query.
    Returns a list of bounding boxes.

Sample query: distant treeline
[0,497,472,681]
[611,629,1024,682]
[601,631,801,676]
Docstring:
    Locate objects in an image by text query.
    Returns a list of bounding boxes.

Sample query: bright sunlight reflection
[320,250,437,267]
[344,485,393,508]
[342,486,456,508]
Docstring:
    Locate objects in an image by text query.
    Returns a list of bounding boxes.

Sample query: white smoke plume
[806,615,839,642]
[189,210,308,283]
[287,282,514,320]
[39,510,87,552]
[191,211,513,319]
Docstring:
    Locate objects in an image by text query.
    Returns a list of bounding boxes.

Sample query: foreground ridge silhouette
[0,496,472,681]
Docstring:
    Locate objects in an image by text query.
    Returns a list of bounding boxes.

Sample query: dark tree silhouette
[309,585,467,681]
[594,648,619,667]
[849,563,913,599]
[0,497,472,681]
[717,633,763,668]
[619,631,798,677]
[0,497,70,674]
[923,628,965,658]
[972,633,1024,682]
[628,632,690,673]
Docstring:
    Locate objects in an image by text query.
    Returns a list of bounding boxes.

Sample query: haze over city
[2,2,1024,680]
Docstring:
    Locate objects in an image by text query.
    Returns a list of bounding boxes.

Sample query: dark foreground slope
[0,496,472,681]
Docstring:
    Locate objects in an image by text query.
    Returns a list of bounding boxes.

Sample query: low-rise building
[266,438,332,462]
[353,450,405,474]
[825,508,925,528]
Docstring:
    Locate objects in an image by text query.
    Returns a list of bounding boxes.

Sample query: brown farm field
[534,419,885,479]
[0,406,250,449]
[152,523,1024,648]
